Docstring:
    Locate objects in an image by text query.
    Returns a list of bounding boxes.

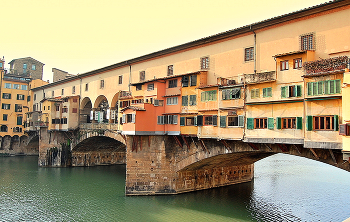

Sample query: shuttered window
[251,89,260,99]
[263,87,272,97]
[307,80,341,96]
[182,96,188,106]
[281,85,302,98]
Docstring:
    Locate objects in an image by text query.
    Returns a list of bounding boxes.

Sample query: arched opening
[110,92,120,124]
[26,135,39,154]
[72,136,126,166]
[94,95,109,123]
[80,97,92,123]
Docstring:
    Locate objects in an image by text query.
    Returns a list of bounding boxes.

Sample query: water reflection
[1,154,350,221]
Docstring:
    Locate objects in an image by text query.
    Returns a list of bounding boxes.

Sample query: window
[56,105,60,111]
[15,104,22,112]
[201,90,217,101]
[190,75,197,86]
[52,91,54,97]
[2,104,10,110]
[245,47,254,61]
[147,83,154,91]
[262,87,272,97]
[21,85,28,90]
[17,116,23,125]
[282,117,296,129]
[3,114,8,121]
[247,117,274,129]
[189,95,196,106]
[219,115,244,128]
[281,85,302,98]
[27,96,31,102]
[72,108,78,113]
[72,86,76,94]
[307,115,338,131]
[140,71,145,81]
[200,57,209,69]
[100,80,104,89]
[122,114,135,124]
[167,65,173,76]
[34,94,37,101]
[61,89,64,95]
[73,98,78,103]
[280,60,289,71]
[204,115,217,126]
[52,119,60,124]
[2,93,11,99]
[1,125,8,132]
[168,79,177,88]
[62,107,68,113]
[186,117,195,126]
[255,118,267,129]
[307,80,341,96]
[251,89,260,99]
[300,33,314,50]
[222,88,241,100]
[167,115,178,124]
[85,83,89,91]
[23,63,27,69]
[13,127,22,133]
[32,64,36,70]
[4,83,11,88]
[119,75,123,84]
[136,84,142,91]
[17,94,25,100]
[13,84,20,89]
[61,118,68,124]
[154,99,163,106]
[182,96,188,106]
[48,106,50,110]
[182,76,189,87]
[166,97,178,105]
[294,58,302,69]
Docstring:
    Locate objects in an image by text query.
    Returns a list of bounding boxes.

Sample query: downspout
[78,76,82,126]
[129,63,132,92]
[250,25,257,74]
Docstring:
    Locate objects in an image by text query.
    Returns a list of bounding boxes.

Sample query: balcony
[79,123,119,131]
[303,56,349,76]
[243,71,276,84]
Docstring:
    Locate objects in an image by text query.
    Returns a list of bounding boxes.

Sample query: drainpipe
[129,63,132,92]
[78,76,82,126]
[250,25,257,74]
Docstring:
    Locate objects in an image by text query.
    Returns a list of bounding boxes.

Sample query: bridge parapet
[79,123,119,131]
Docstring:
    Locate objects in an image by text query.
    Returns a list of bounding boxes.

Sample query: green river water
[1,154,350,221]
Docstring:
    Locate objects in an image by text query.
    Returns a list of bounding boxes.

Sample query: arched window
[0,125,8,132]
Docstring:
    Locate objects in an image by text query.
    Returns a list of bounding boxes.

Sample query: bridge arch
[93,95,109,123]
[81,97,92,123]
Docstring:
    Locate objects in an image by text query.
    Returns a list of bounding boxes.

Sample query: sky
[2,0,329,82]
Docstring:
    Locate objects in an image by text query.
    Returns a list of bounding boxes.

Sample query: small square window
[85,83,89,91]
[168,79,177,88]
[300,33,314,50]
[280,60,289,71]
[100,80,104,89]
[294,58,302,69]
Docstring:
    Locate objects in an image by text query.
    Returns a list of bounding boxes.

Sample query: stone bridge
[37,124,350,195]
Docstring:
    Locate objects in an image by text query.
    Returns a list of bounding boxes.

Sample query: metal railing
[79,123,118,131]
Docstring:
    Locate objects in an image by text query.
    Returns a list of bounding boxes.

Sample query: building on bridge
[26,0,350,195]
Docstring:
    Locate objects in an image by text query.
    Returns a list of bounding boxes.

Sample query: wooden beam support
[139,136,142,151]
[191,137,199,149]
[292,144,301,155]
[199,139,210,154]
[329,149,337,164]
[173,136,183,148]
[264,143,272,151]
[309,148,319,159]
[148,136,151,148]
[277,144,288,152]
[182,135,191,150]
[221,140,232,152]
[248,143,259,150]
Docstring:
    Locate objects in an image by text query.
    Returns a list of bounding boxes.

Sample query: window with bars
[200,57,209,69]
[251,89,260,99]
[245,47,254,61]
[72,86,76,94]
[119,75,123,84]
[168,79,177,88]
[294,58,302,69]
[140,71,145,81]
[300,33,314,50]
[280,60,289,71]
[100,80,105,89]
[167,65,173,76]
[263,87,272,97]
[281,85,302,98]
[307,79,341,96]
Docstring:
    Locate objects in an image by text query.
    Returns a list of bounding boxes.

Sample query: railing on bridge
[79,123,119,131]
[244,71,276,84]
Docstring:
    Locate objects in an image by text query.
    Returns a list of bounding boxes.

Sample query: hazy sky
[2,0,328,82]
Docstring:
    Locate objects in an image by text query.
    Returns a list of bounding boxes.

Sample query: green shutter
[222,89,227,100]
[281,87,286,98]
[307,82,313,96]
[330,80,335,94]
[263,88,266,97]
[335,79,341,94]
[220,116,226,128]
[17,116,22,125]
[255,89,260,98]
[201,92,205,102]
[251,89,255,99]
[324,80,330,95]
[238,115,244,127]
[285,86,289,98]
[313,82,318,95]
[268,117,274,129]
[213,115,217,126]
[334,115,339,131]
[306,115,313,131]
[296,117,303,129]
[180,117,185,126]
[276,117,281,129]
[247,118,254,129]
[296,85,302,97]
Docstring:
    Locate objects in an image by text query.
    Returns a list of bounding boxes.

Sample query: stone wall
[72,151,125,166]
[0,135,38,155]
